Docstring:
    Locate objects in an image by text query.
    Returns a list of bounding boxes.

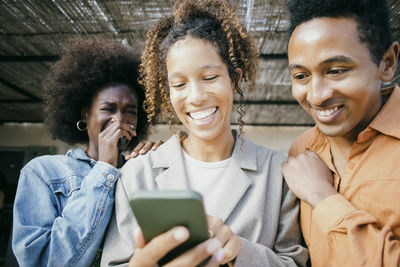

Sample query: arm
[312,194,400,266]
[282,150,400,266]
[234,181,309,267]
[12,160,119,267]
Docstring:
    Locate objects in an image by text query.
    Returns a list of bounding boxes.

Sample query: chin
[317,123,352,138]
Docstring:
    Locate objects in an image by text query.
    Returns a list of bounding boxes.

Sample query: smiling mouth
[188,107,218,125]
[312,105,343,122]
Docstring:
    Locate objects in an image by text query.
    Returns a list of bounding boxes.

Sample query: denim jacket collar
[66,148,97,167]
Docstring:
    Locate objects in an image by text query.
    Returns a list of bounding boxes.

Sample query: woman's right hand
[98,118,136,167]
[129,226,225,267]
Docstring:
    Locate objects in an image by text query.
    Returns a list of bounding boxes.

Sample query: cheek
[169,92,184,119]
[292,85,307,104]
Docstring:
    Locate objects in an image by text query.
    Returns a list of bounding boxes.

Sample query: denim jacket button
[107,174,115,182]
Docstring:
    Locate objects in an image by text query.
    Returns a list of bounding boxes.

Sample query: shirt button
[107,174,115,182]
[348,162,355,169]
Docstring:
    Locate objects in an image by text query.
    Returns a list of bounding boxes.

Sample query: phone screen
[130,190,209,265]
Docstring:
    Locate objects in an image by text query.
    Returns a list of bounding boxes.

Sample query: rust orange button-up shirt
[289,85,400,267]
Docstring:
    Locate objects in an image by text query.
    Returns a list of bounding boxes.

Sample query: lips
[188,107,218,125]
[312,105,343,123]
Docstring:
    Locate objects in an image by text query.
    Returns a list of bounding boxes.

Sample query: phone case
[130,190,209,265]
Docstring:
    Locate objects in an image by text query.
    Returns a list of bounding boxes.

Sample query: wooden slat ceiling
[0,0,399,125]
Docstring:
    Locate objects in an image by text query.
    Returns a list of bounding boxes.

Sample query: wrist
[309,189,337,209]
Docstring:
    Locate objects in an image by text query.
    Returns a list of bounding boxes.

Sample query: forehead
[288,17,372,65]
[166,37,225,72]
[94,85,138,104]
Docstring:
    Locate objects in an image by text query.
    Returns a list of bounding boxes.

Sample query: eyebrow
[289,56,354,71]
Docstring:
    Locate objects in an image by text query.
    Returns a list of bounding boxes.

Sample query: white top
[182,149,231,215]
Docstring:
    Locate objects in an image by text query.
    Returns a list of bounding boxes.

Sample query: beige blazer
[101,131,308,266]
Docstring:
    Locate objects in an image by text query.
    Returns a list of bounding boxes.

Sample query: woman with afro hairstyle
[12,38,159,267]
[101,0,308,266]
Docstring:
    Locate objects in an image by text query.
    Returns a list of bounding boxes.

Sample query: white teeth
[189,107,217,120]
[316,106,339,117]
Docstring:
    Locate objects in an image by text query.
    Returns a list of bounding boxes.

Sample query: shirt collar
[66,148,97,167]
[369,85,400,139]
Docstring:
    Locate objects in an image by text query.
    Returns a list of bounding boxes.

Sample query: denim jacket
[12,148,120,267]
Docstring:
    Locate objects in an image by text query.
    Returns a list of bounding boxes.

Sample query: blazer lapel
[155,160,191,190]
[151,134,192,190]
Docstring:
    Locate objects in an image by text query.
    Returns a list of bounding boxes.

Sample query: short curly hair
[44,38,148,148]
[140,0,259,133]
[287,0,393,66]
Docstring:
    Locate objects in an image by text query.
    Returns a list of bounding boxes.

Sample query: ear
[232,68,243,93]
[81,108,88,121]
[380,41,399,82]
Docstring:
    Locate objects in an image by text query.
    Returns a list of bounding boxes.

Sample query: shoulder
[288,127,316,157]
[120,134,180,182]
[21,153,86,183]
[241,135,286,163]
[120,151,153,177]
[236,135,287,175]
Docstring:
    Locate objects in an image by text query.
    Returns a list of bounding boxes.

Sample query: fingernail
[173,227,189,241]
[206,239,221,254]
[214,248,225,262]
[130,152,137,157]
[125,155,130,160]
[139,149,144,154]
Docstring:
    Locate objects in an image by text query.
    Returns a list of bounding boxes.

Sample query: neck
[328,135,354,157]
[85,145,98,161]
[182,129,235,162]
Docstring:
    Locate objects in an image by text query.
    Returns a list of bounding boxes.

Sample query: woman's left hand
[207,215,241,264]
[125,140,164,160]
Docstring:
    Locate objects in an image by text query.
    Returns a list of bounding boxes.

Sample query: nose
[307,77,334,106]
[112,110,126,123]
[188,82,207,105]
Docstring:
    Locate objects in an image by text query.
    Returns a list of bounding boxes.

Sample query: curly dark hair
[44,38,148,148]
[140,0,259,133]
[287,0,393,66]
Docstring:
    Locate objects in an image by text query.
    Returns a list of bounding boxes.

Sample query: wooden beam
[0,99,41,103]
[0,55,58,62]
[0,77,41,102]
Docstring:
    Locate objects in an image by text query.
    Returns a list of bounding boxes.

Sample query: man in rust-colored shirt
[282,0,400,266]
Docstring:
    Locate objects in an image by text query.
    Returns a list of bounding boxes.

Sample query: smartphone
[130,190,209,265]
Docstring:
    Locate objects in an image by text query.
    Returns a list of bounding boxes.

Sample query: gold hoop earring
[76,120,87,131]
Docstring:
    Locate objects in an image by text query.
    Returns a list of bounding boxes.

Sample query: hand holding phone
[130,190,210,265]
[129,226,225,267]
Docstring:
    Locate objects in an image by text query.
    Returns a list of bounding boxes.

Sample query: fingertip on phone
[173,226,189,242]
[206,239,222,254]
[214,249,225,263]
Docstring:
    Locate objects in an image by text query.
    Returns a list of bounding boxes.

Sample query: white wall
[0,123,311,155]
